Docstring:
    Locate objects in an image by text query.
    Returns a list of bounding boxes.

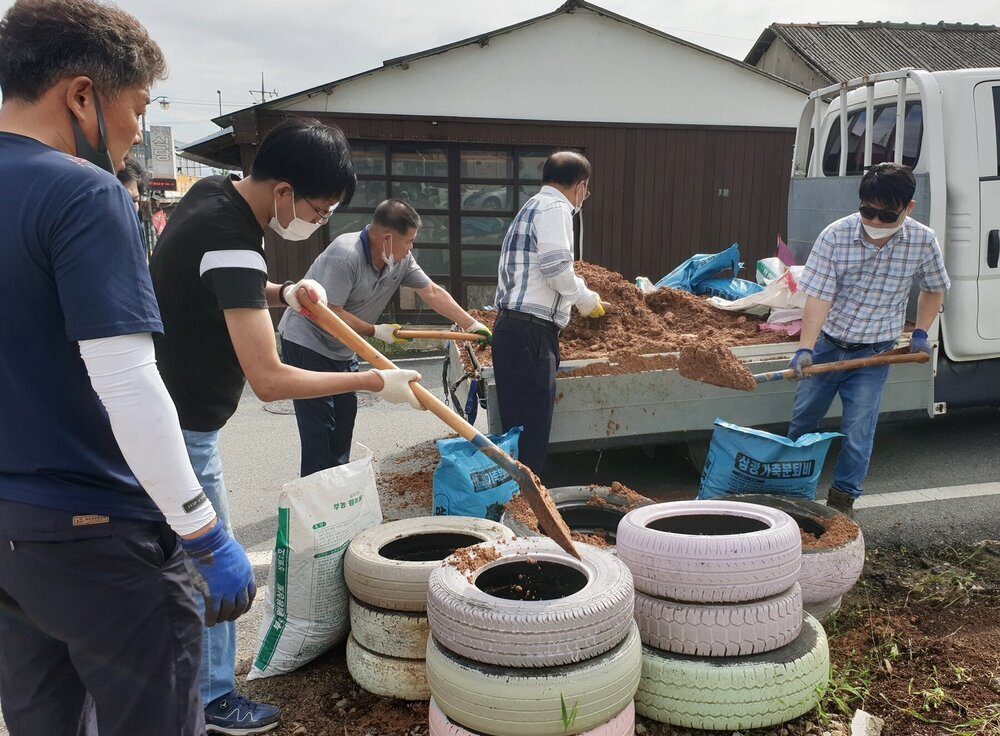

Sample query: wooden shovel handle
[300,300,478,442]
[394,329,486,342]
[754,351,929,384]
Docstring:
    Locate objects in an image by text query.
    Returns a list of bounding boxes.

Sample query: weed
[560,694,578,734]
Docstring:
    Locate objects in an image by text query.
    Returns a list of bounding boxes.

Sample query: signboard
[149,178,178,191]
[149,125,177,180]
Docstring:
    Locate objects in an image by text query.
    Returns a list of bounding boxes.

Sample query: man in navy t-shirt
[0,2,255,734]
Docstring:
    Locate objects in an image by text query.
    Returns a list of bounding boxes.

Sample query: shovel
[298,296,580,559]
[394,329,486,342]
[753,351,929,385]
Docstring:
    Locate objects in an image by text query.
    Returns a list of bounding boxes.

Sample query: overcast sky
[5,0,997,142]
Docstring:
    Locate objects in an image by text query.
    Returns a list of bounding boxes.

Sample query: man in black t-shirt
[150,118,423,734]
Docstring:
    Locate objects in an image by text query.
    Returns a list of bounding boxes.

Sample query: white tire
[427,538,634,667]
[344,516,515,611]
[345,634,429,701]
[635,583,803,656]
[636,612,829,731]
[428,698,635,736]
[617,500,801,602]
[349,597,428,659]
[426,622,642,736]
[500,485,652,543]
[716,495,865,604]
[804,595,843,622]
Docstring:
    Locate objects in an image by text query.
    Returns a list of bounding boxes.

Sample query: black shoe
[825,488,856,518]
[204,691,280,734]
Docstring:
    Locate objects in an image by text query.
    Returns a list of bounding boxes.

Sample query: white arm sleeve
[79,333,217,536]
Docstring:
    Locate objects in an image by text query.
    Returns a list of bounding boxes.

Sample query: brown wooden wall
[250,112,795,290]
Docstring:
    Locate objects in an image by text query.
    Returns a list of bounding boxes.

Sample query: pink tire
[617,500,801,602]
[428,698,635,736]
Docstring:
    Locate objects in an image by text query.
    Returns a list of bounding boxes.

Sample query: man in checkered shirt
[491,151,606,471]
[787,163,950,516]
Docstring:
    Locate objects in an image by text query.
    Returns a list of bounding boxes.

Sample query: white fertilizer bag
[248,446,381,679]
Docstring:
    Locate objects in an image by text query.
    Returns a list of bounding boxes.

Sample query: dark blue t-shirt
[0,133,164,520]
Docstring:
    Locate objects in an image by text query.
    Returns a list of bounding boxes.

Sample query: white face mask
[381,235,399,274]
[268,190,324,241]
[862,222,903,240]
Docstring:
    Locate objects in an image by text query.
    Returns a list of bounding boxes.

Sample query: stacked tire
[425,538,641,735]
[715,494,865,622]
[343,517,515,700]
[617,500,830,732]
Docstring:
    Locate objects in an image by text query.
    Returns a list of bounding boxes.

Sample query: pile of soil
[463,262,784,374]
[377,439,440,518]
[800,514,859,551]
[444,542,502,581]
[677,342,757,392]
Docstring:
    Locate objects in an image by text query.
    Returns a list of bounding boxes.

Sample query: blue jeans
[281,338,359,476]
[787,334,896,499]
[182,429,236,706]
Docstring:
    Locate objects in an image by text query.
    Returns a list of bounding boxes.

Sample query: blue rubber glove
[788,348,814,378]
[910,329,931,355]
[180,522,256,626]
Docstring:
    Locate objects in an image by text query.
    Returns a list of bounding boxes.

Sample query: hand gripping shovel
[299,297,580,559]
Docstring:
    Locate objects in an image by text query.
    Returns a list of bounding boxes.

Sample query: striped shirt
[494,186,590,329]
[800,213,950,343]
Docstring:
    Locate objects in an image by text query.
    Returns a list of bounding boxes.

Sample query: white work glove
[574,289,605,318]
[373,323,409,345]
[283,279,327,312]
[368,368,423,409]
[463,319,492,345]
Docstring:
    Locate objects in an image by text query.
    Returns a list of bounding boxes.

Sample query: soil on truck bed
[239,542,1000,736]
[462,262,785,375]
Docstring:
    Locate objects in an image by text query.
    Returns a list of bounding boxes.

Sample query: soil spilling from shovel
[678,341,757,391]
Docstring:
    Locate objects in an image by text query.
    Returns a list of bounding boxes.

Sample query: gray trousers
[0,500,205,736]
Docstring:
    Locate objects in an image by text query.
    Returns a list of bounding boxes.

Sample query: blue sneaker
[204,691,281,734]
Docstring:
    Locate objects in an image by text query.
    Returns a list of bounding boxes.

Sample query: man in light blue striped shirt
[788,163,950,515]
[491,151,606,471]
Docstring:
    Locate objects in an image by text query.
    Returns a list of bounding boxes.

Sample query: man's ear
[64,76,95,124]
[906,200,917,215]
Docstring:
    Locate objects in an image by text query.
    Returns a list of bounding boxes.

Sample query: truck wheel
[500,485,652,543]
[346,634,430,701]
[715,494,865,604]
[617,500,801,602]
[426,622,642,736]
[349,597,428,659]
[344,517,515,611]
[635,612,829,731]
[428,698,635,736]
[634,583,802,656]
[427,538,634,667]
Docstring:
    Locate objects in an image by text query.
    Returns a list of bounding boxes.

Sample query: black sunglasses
[859,204,905,224]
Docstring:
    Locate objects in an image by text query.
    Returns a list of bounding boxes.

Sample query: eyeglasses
[303,197,339,225]
[859,204,904,224]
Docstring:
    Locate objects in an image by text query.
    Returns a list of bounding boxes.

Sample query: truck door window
[822,102,923,175]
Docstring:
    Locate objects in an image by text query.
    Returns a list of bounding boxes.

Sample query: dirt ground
[239,453,1000,736]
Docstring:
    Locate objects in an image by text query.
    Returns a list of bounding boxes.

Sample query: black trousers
[490,316,560,472]
[282,338,359,477]
[0,500,204,736]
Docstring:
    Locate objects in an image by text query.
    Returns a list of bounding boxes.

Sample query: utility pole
[217,90,222,116]
[249,73,278,104]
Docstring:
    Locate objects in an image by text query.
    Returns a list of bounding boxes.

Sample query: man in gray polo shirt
[279,198,490,475]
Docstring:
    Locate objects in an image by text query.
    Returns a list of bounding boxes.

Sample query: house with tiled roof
[745,22,1000,89]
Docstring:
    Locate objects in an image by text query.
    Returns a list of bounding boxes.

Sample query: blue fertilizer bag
[693,277,764,301]
[698,419,842,500]
[432,427,522,521]
[655,242,741,293]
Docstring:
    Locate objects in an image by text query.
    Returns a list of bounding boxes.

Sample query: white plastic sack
[707,266,806,316]
[756,257,787,286]
[248,446,381,679]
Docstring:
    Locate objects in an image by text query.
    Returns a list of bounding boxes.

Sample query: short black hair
[250,117,357,205]
[859,162,916,209]
[372,198,421,234]
[0,0,166,102]
[117,154,147,195]
[542,151,592,187]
